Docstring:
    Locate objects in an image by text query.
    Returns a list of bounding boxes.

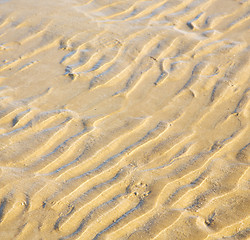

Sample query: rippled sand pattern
[0,0,250,239]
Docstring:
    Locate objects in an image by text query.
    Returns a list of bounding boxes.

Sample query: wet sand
[0,0,249,239]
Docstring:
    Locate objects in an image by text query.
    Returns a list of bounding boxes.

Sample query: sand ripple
[0,0,249,239]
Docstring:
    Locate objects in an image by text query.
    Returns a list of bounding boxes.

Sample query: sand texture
[0,0,250,239]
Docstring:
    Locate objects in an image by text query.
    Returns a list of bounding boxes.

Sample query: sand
[0,0,249,239]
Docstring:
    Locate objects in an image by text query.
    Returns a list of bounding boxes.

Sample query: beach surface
[0,0,249,239]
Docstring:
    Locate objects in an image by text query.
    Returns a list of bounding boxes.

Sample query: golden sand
[0,0,249,239]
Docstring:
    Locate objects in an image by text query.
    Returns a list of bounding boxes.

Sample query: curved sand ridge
[0,0,249,239]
